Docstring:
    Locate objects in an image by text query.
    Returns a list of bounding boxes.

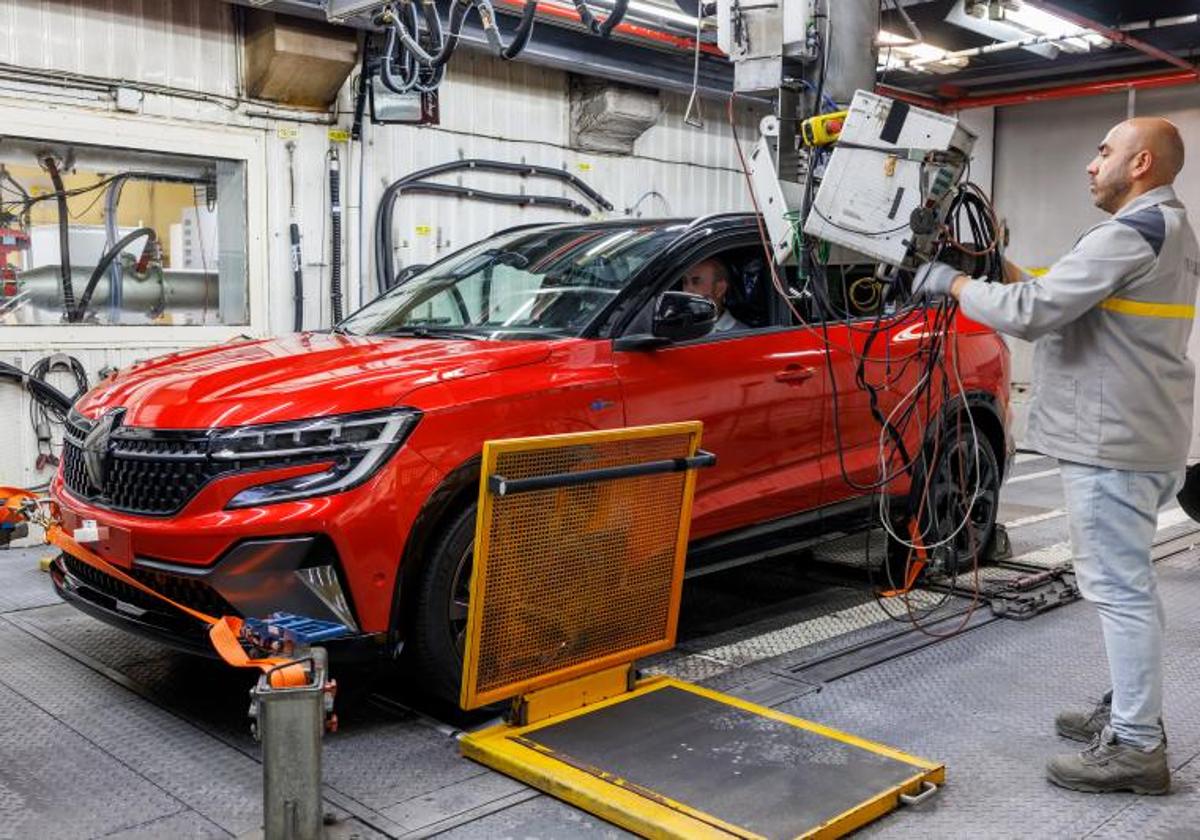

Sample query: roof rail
[683,211,757,232]
[490,221,559,237]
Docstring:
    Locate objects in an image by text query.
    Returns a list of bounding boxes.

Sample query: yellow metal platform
[462,675,943,840]
[459,424,944,839]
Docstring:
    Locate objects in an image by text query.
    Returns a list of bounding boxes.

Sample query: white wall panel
[0,0,239,98]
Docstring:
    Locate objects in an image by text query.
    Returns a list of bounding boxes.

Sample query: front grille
[61,553,238,619]
[59,409,373,517]
[61,435,226,516]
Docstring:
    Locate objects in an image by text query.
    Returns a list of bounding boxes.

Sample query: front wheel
[408,505,475,703]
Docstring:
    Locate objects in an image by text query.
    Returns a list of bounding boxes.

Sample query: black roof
[492,213,759,239]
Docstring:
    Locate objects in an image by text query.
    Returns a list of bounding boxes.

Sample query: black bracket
[489,450,716,497]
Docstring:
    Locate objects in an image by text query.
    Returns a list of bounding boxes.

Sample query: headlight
[218,409,420,508]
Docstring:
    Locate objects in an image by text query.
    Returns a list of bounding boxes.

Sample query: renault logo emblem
[82,408,125,492]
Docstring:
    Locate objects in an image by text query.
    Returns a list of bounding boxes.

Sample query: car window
[339,225,681,339]
[787,262,889,325]
[625,243,777,338]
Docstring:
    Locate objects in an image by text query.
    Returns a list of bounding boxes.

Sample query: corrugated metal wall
[0,0,764,487]
[0,0,240,97]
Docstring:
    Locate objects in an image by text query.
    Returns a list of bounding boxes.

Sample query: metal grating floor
[4,457,1200,840]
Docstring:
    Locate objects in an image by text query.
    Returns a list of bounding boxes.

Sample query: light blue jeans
[1059,460,1182,749]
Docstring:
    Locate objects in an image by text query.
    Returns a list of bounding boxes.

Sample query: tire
[1177,463,1200,523]
[408,504,475,703]
[885,420,1001,585]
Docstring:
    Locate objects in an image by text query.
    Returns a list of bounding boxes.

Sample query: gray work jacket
[960,185,1200,473]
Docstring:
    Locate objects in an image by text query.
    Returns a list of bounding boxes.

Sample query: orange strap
[44,523,305,682]
[0,486,37,528]
[878,518,930,597]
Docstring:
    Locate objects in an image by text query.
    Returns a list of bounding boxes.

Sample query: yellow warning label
[577,162,593,172]
[328,129,351,143]
[415,225,432,236]
[277,126,299,140]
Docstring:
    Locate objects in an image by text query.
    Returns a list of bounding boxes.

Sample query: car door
[612,241,827,542]
[817,286,932,507]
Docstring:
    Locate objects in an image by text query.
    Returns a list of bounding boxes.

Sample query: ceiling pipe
[901,13,1199,72]
[492,0,721,54]
[942,68,1198,111]
[1023,1,1200,78]
[875,83,945,110]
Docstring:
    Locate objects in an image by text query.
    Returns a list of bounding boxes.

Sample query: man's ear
[1131,149,1154,180]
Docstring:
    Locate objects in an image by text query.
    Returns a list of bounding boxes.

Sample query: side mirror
[652,291,717,342]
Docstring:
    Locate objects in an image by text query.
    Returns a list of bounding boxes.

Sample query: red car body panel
[53,215,1010,653]
[55,312,1008,639]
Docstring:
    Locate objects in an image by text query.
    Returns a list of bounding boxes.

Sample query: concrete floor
[2,453,1199,839]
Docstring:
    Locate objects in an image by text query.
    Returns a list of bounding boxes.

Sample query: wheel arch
[387,455,481,649]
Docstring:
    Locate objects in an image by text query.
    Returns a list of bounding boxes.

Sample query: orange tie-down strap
[43,523,310,688]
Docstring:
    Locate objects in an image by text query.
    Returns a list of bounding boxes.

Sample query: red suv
[51,215,1011,698]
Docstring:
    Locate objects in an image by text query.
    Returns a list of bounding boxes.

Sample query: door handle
[775,365,816,383]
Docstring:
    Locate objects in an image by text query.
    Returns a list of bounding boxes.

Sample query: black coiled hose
[573,0,629,37]
[41,157,75,322]
[379,0,537,92]
[74,227,156,321]
[329,150,344,324]
[499,0,538,59]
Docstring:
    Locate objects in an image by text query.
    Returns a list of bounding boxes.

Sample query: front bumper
[50,552,387,664]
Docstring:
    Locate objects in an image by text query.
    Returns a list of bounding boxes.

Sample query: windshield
[338,225,682,339]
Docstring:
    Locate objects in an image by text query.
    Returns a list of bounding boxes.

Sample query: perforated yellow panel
[460,423,703,710]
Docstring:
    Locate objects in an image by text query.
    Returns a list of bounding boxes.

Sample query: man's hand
[912,261,965,304]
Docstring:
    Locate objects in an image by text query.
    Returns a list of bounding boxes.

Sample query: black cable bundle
[1,356,88,486]
[41,157,76,322]
[376,0,539,96]
[329,150,344,324]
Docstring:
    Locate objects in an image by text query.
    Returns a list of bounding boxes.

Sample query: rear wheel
[885,421,1000,585]
[409,504,474,702]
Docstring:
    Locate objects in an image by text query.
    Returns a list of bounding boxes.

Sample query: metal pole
[251,648,334,840]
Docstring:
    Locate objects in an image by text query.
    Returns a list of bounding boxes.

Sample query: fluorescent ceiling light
[877,30,916,46]
[948,1,1110,58]
[1001,3,1111,51]
[626,0,701,28]
[877,29,968,74]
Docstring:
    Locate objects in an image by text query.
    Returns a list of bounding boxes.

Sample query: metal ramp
[457,424,944,839]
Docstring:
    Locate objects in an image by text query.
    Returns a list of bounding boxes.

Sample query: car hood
[75,333,552,428]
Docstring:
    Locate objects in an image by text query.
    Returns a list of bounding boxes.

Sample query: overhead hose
[373,159,614,292]
[499,0,538,59]
[378,1,448,93]
[379,0,536,89]
[471,0,539,59]
[74,228,156,321]
[41,157,75,322]
[0,360,75,419]
[573,0,629,37]
[431,0,471,67]
[329,150,344,324]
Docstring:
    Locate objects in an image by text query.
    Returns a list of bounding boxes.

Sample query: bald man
[679,259,748,332]
[917,117,1199,794]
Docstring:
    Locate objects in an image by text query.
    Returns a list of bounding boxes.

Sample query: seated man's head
[680,258,732,316]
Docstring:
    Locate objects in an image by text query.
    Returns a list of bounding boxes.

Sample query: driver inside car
[678,258,748,333]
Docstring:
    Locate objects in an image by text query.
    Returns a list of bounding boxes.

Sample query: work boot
[1046,728,1170,795]
[1055,690,1167,746]
[1055,690,1111,743]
